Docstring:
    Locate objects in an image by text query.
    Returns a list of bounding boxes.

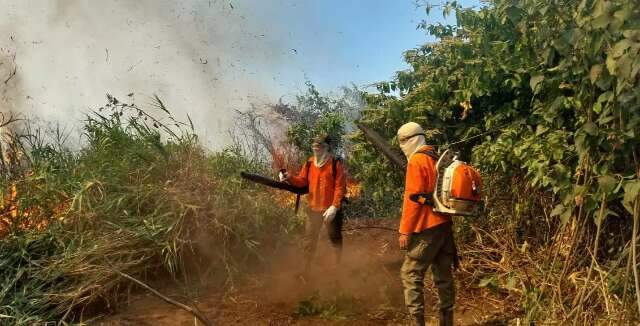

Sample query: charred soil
[97,219,514,326]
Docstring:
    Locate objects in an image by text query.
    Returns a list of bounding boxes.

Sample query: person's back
[396,122,456,326]
[399,145,450,234]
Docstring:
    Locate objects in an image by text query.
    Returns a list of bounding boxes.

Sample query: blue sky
[247,0,483,95]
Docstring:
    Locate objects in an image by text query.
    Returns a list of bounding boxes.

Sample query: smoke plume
[0,0,294,148]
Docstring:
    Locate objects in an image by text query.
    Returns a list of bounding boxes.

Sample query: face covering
[397,122,427,159]
[399,134,426,159]
[313,143,330,167]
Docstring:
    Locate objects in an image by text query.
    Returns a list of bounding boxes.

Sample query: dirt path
[97,220,514,325]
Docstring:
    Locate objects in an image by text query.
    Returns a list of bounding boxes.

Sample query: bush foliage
[350,0,640,322]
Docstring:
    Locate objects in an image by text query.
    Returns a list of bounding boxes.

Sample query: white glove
[322,205,338,223]
[278,170,289,182]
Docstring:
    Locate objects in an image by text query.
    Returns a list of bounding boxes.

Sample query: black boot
[439,308,453,326]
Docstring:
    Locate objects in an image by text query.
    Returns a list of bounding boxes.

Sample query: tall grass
[0,95,295,324]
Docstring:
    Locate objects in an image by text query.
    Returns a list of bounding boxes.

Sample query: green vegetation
[273,82,364,156]
[0,96,294,324]
[293,293,360,320]
[350,0,640,323]
[1,0,640,324]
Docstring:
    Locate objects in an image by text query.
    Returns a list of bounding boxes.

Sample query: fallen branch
[343,226,397,232]
[113,270,212,326]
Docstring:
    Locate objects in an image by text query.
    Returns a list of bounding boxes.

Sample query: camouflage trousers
[401,222,456,325]
[302,208,343,272]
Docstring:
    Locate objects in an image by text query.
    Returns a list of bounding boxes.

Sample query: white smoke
[0,0,296,149]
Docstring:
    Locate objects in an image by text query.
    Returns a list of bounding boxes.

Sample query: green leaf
[623,30,640,41]
[542,107,558,123]
[562,28,581,46]
[591,15,610,29]
[614,9,631,21]
[543,47,555,65]
[595,73,613,90]
[575,133,587,153]
[505,6,522,24]
[590,33,605,56]
[550,96,565,110]
[505,273,518,290]
[597,91,613,104]
[536,125,549,136]
[583,121,598,135]
[606,54,617,75]
[597,114,615,125]
[553,148,565,161]
[560,208,572,225]
[605,209,619,218]
[611,39,631,58]
[530,75,545,93]
[479,276,497,288]
[598,175,617,193]
[617,54,633,80]
[550,204,565,217]
[623,180,640,214]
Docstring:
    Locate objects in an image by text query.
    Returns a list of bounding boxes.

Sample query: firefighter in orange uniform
[397,122,456,326]
[281,133,346,276]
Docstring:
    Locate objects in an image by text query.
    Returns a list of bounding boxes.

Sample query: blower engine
[432,149,482,216]
[410,149,483,216]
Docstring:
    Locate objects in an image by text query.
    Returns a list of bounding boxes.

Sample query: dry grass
[0,96,295,324]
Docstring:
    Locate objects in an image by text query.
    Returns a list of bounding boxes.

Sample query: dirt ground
[97,219,516,326]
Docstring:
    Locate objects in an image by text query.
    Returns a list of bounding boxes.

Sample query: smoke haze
[0,0,301,148]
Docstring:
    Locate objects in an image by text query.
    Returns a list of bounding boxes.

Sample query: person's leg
[400,230,441,326]
[401,255,428,326]
[326,209,343,265]
[302,210,323,275]
[432,226,455,326]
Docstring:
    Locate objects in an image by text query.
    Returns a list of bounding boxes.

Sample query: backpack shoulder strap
[415,148,439,161]
[304,158,312,179]
[306,156,342,181]
[332,157,342,179]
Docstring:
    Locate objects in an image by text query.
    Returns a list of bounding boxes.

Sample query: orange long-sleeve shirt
[289,156,346,212]
[399,145,450,234]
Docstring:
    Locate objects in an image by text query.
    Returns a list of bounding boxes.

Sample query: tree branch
[113,270,212,326]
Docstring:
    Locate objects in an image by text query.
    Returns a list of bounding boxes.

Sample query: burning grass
[0,96,296,324]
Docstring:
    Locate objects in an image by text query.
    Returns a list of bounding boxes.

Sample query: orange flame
[0,183,67,237]
[270,142,302,173]
[346,177,361,199]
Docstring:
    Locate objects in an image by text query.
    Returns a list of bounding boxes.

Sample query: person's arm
[287,161,310,188]
[331,160,347,209]
[398,156,428,235]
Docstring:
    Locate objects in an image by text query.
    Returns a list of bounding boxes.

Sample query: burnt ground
[97,219,515,325]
